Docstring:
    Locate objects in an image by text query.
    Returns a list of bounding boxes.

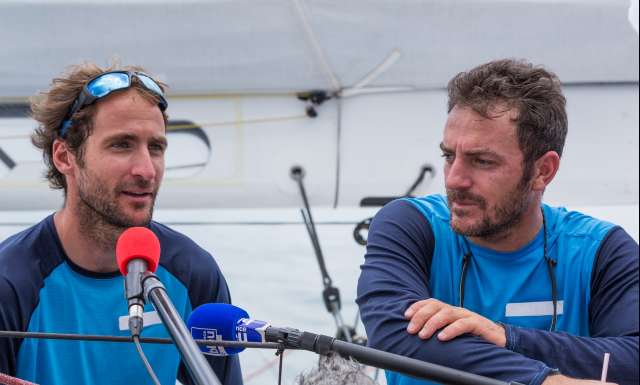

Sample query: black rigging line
[333,97,343,208]
[290,165,367,346]
[0,330,285,350]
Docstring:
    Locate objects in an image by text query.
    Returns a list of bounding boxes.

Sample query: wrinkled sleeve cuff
[529,366,555,385]
[502,323,559,385]
[503,322,519,352]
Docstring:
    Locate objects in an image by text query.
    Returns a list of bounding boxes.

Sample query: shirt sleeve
[356,199,554,385]
[503,227,639,385]
[0,276,21,375]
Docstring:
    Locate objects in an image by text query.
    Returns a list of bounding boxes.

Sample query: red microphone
[116,227,160,275]
[117,229,222,385]
[115,227,161,336]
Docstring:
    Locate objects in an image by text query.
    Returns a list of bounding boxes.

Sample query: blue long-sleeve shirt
[0,214,243,385]
[356,197,638,385]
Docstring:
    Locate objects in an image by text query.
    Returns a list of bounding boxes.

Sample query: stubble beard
[447,174,533,241]
[76,169,156,251]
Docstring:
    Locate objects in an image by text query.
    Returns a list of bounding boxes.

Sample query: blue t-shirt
[357,195,638,385]
[0,214,243,385]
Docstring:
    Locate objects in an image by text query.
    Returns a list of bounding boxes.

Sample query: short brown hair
[30,62,168,192]
[447,59,567,178]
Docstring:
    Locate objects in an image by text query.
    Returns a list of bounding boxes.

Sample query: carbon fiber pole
[143,274,222,385]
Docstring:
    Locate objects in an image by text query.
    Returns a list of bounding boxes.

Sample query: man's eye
[150,144,166,154]
[474,158,494,166]
[441,153,454,162]
[112,142,130,149]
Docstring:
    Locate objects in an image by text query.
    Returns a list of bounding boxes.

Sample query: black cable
[133,335,161,385]
[0,220,366,227]
[291,168,333,288]
[545,256,558,332]
[277,348,285,385]
[542,210,558,332]
[333,97,343,208]
[300,208,332,287]
[300,210,321,259]
[459,253,471,308]
[0,330,285,350]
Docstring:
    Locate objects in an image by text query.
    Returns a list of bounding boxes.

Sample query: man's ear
[51,139,76,177]
[531,151,560,191]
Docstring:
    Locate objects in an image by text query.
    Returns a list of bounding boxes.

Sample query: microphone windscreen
[296,352,380,385]
[115,227,160,275]
[187,303,249,356]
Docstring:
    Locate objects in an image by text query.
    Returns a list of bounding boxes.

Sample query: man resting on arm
[357,59,638,385]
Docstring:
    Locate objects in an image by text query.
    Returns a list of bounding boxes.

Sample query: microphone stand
[290,166,357,343]
[141,272,222,385]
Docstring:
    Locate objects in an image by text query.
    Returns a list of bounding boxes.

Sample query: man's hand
[542,374,617,384]
[404,298,506,347]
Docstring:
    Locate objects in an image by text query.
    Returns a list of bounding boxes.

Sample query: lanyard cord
[542,210,558,331]
[459,207,558,332]
[459,252,471,309]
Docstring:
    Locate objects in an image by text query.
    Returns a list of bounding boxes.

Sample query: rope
[0,114,310,140]
[167,114,308,131]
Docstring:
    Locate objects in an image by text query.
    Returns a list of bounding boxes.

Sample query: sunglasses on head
[59,71,168,137]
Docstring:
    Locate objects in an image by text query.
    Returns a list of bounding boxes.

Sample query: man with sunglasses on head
[357,59,638,385]
[0,63,242,385]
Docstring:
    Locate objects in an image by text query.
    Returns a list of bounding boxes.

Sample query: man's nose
[130,148,157,181]
[445,158,472,190]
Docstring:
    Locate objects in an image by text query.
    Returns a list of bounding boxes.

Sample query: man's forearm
[505,324,638,384]
[362,312,556,385]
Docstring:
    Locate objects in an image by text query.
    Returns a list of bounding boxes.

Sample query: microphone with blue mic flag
[187,303,522,385]
[187,303,265,356]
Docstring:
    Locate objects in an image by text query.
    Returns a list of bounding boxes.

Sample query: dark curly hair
[30,62,168,192]
[447,59,567,178]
